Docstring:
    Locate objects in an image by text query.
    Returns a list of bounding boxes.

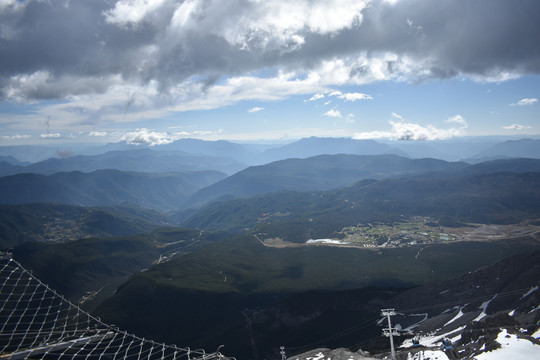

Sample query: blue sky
[0,0,539,146]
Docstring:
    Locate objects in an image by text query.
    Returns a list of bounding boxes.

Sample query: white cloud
[502,124,531,131]
[121,128,173,146]
[353,113,466,141]
[103,0,167,27]
[248,106,264,113]
[391,112,404,121]
[40,133,61,139]
[510,98,538,106]
[221,0,369,50]
[89,131,108,137]
[0,134,32,140]
[343,92,372,101]
[330,91,373,101]
[324,109,342,118]
[446,114,467,126]
[0,0,29,13]
[309,93,325,101]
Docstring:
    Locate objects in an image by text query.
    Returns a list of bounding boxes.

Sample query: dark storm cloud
[1,0,539,102]
[391,0,540,77]
[286,0,540,79]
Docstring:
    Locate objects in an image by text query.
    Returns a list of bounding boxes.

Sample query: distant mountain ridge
[0,169,226,211]
[182,170,540,234]
[2,137,539,170]
[255,137,407,164]
[186,154,469,207]
[465,138,540,163]
[0,148,246,176]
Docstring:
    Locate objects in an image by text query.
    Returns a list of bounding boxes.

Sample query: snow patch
[407,350,449,360]
[444,308,465,327]
[303,352,325,360]
[475,328,540,359]
[442,305,460,315]
[474,294,497,322]
[520,286,538,300]
[402,313,429,332]
[474,311,487,322]
[479,295,497,312]
[401,326,466,348]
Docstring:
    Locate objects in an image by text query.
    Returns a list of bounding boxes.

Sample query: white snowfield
[407,350,449,360]
[292,332,540,360]
[400,326,465,348]
[474,329,540,360]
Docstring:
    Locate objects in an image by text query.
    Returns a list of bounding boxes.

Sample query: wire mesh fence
[0,253,233,360]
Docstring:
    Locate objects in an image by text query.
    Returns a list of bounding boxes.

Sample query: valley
[258,218,540,249]
[1,137,540,359]
[2,0,540,357]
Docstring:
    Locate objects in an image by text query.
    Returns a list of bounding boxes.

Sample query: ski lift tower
[280,346,287,360]
[381,308,399,360]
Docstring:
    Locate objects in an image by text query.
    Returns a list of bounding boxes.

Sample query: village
[338,216,455,248]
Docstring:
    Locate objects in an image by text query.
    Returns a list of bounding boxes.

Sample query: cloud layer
[0,0,539,138]
[353,113,468,141]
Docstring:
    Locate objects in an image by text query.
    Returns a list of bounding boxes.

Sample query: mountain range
[181,167,540,234]
[0,169,226,211]
[185,154,469,207]
[0,148,246,176]
[4,152,539,215]
[2,137,540,166]
[1,135,540,359]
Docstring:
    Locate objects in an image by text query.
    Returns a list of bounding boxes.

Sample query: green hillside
[0,203,172,248]
[0,169,226,210]
[11,227,229,304]
[94,233,540,359]
[186,154,468,206]
[183,172,540,239]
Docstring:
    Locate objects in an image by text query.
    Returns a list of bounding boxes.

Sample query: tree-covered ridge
[184,172,540,240]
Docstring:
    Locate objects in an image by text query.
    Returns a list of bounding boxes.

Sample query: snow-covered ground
[473,294,497,322]
[520,286,538,300]
[407,350,449,360]
[401,326,465,348]
[474,329,540,359]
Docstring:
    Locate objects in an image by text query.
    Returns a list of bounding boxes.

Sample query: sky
[0,0,539,146]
